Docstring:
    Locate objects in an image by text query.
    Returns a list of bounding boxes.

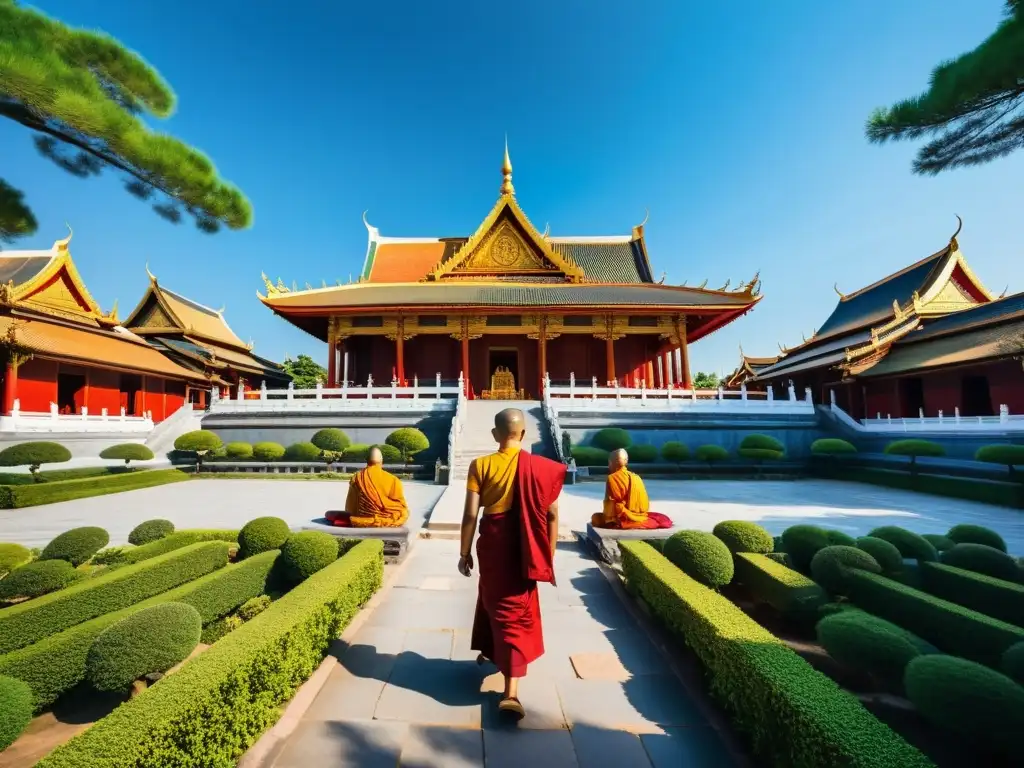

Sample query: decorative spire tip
[500,136,514,196]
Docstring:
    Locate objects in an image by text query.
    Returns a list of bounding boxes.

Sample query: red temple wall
[87,369,122,415]
[404,336,460,382]
[546,335,604,383]
[18,358,58,412]
[468,335,540,398]
[165,380,186,418]
[145,376,166,422]
[864,380,897,419]
[989,359,1024,414]
[921,372,960,417]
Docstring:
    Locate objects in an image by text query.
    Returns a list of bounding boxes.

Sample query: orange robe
[327,465,409,528]
[591,468,672,530]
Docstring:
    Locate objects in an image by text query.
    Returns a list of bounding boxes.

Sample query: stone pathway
[265,539,739,768]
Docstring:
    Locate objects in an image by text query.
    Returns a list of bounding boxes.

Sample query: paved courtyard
[261,538,739,768]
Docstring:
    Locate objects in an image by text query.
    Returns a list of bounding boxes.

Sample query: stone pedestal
[585,523,675,565]
[299,522,411,564]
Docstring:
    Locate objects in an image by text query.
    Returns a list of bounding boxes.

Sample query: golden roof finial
[55,223,73,251]
[950,214,963,250]
[145,262,157,283]
[834,283,846,300]
[500,136,514,197]
[1000,284,1009,299]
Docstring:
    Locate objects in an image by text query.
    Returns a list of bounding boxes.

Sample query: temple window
[417,315,447,327]
[563,315,593,327]
[486,316,522,326]
[628,316,658,327]
[352,316,384,328]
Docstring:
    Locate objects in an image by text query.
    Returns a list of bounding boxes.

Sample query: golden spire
[500,136,514,197]
[834,283,846,299]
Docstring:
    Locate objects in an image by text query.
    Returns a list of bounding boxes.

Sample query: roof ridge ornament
[500,136,514,197]
[834,283,846,300]
[950,214,963,250]
[1000,284,1009,299]
[145,262,157,283]
[55,223,73,251]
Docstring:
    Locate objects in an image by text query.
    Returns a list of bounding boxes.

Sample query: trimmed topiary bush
[818,609,936,684]
[975,443,1024,479]
[570,446,608,466]
[904,654,1024,755]
[0,441,72,481]
[765,551,790,566]
[867,526,938,562]
[626,444,658,463]
[694,444,729,466]
[781,524,832,573]
[378,444,402,464]
[41,526,109,566]
[237,594,271,621]
[941,542,1020,582]
[738,434,784,462]
[0,559,82,600]
[86,602,202,693]
[252,442,285,461]
[128,519,175,546]
[922,534,955,552]
[200,614,243,645]
[883,438,945,474]
[99,443,154,467]
[591,427,631,451]
[810,438,857,455]
[0,542,32,576]
[810,546,882,595]
[660,441,690,464]
[279,531,339,585]
[311,428,350,453]
[224,442,253,460]
[342,443,369,461]
[663,530,734,588]
[734,552,826,617]
[856,536,903,575]
[173,431,223,470]
[0,674,32,750]
[712,520,774,554]
[385,428,430,462]
[238,517,290,559]
[825,530,857,547]
[1002,641,1024,685]
[283,442,320,462]
[946,523,1007,553]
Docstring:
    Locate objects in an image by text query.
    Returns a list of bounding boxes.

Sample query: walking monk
[326,446,409,528]
[458,408,566,720]
[591,448,672,530]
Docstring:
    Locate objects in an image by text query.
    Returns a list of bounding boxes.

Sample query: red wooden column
[3,363,18,415]
[676,317,692,388]
[604,315,617,385]
[646,361,655,388]
[537,316,548,397]
[395,317,406,385]
[460,317,471,397]
[327,339,337,388]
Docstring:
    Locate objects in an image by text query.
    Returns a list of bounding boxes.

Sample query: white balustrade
[1,398,154,434]
[833,401,1024,433]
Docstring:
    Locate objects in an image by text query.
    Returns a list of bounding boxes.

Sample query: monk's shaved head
[367,445,383,466]
[492,407,526,444]
[609,448,628,471]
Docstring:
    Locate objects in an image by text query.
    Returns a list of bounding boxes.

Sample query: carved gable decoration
[460,221,549,273]
[131,294,179,330]
[21,271,97,323]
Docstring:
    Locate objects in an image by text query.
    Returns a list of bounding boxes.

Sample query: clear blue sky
[4,1,1021,379]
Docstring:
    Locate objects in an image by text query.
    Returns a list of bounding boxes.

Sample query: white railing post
[955,406,961,424]
[591,376,598,401]
[615,380,622,406]
[741,383,748,403]
[666,383,672,402]
[640,379,647,402]
[690,385,696,401]
[210,387,218,404]
[788,384,796,401]
[829,389,836,407]
[81,406,88,420]
[50,402,58,421]
[10,398,18,417]
[919,407,925,422]
[413,375,419,399]
[343,374,349,400]
[101,407,108,420]
[316,382,323,400]
[1001,404,1009,423]
[717,386,723,401]
[260,380,267,401]
[435,372,442,399]
[237,382,244,402]
[543,373,551,404]
[457,371,464,397]
[569,372,576,400]
[938,410,944,425]
[120,406,126,420]
[767,385,774,402]
[287,381,294,401]
[391,377,397,400]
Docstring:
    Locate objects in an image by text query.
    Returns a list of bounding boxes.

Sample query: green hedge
[836,466,1023,508]
[570,446,608,466]
[0,550,280,712]
[817,609,936,686]
[0,542,229,654]
[940,542,1020,582]
[845,569,1024,668]
[919,561,1024,627]
[0,469,191,509]
[946,523,1007,552]
[619,542,930,768]
[733,553,827,618]
[107,529,239,566]
[38,541,384,768]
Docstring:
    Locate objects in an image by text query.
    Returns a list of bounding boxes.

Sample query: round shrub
[825,530,857,547]
[280,531,338,584]
[817,610,936,683]
[0,559,82,600]
[941,543,1021,582]
[694,444,729,464]
[201,614,243,645]
[283,442,321,462]
[660,441,690,463]
[570,446,608,466]
[810,438,857,455]
[238,594,272,621]
[856,536,903,574]
[86,602,202,693]
[867,526,938,562]
[342,443,369,461]
[238,516,290,558]
[0,675,32,750]
[626,444,658,463]
[1002,641,1024,685]
[311,428,351,452]
[252,442,285,461]
[99,443,154,466]
[946,523,1007,553]
[975,444,1024,473]
[386,427,430,462]
[712,520,773,554]
[0,441,72,475]
[224,442,254,460]
[0,542,31,576]
[739,434,784,452]
[591,428,631,451]
[173,430,222,454]
[883,439,945,468]
[41,526,110,566]
[663,530,734,588]
[922,533,955,552]
[781,524,832,572]
[128,519,175,546]
[905,655,1024,754]
[810,546,882,595]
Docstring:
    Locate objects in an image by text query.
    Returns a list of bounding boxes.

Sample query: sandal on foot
[476,653,489,666]
[498,697,526,719]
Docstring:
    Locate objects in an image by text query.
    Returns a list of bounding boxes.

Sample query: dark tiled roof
[861,316,1024,377]
[551,241,651,283]
[900,292,1024,344]
[0,255,52,287]
[266,282,753,309]
[754,330,872,379]
[152,336,217,362]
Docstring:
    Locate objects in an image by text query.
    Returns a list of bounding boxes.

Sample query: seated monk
[326,446,409,528]
[591,448,672,530]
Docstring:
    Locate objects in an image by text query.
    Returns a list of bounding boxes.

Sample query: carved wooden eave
[123,277,187,335]
[911,242,993,316]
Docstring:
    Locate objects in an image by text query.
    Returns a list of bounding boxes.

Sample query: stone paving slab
[639,726,737,767]
[482,729,579,768]
[273,719,410,768]
[570,725,655,768]
[399,725,484,768]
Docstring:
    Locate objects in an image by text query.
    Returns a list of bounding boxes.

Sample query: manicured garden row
[620,541,931,768]
[0,469,190,509]
[919,561,1024,628]
[733,552,827,618]
[97,529,239,566]
[0,541,229,654]
[845,568,1024,668]
[834,466,1022,509]
[0,549,280,711]
[38,540,384,768]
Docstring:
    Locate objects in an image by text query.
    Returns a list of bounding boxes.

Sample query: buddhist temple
[124,269,289,406]
[724,348,781,390]
[750,219,1024,418]
[260,144,762,399]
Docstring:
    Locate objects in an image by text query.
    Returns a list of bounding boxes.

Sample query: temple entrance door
[961,375,993,416]
[488,348,519,392]
[899,377,925,418]
[57,372,86,415]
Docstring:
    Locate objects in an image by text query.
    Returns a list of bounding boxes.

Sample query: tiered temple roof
[724,349,783,388]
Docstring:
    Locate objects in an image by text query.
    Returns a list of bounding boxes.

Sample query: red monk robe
[470,448,566,679]
[591,466,672,530]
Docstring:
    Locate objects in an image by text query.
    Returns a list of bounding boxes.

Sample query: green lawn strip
[0,542,229,654]
[846,569,1024,668]
[0,467,145,486]
[0,469,190,509]
[733,552,828,618]
[619,541,932,768]
[38,541,383,768]
[918,561,1024,629]
[0,550,280,712]
[107,529,240,566]
[836,466,1022,509]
